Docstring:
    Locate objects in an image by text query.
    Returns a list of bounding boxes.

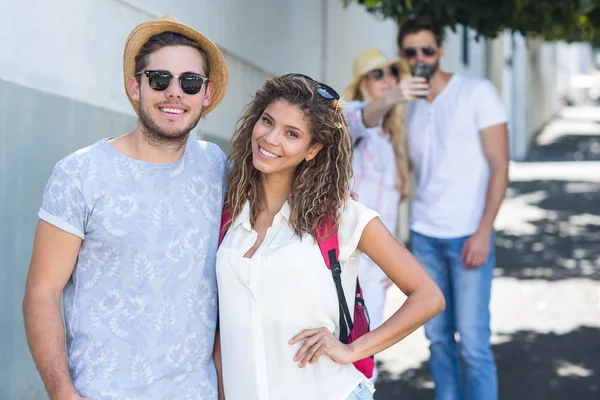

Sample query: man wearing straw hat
[23,15,228,400]
[397,16,509,400]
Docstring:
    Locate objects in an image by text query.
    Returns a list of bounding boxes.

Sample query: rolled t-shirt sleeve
[39,166,87,239]
[473,80,508,131]
[338,199,380,262]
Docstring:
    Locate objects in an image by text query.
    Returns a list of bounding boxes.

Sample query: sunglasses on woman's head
[136,70,209,95]
[367,66,400,81]
[284,73,340,101]
[403,46,437,59]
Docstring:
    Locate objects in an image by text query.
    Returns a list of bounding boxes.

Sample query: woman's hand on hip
[289,327,357,367]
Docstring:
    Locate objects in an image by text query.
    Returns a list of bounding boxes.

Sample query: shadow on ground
[526,134,600,162]
[494,110,600,281]
[377,108,600,398]
[495,179,600,281]
[375,326,600,400]
[526,110,600,162]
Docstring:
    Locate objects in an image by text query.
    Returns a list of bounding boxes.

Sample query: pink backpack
[219,209,375,379]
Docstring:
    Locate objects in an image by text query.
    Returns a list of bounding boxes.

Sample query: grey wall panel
[0,78,136,399]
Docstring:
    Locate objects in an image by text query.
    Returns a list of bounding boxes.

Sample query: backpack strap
[219,207,233,246]
[314,220,354,344]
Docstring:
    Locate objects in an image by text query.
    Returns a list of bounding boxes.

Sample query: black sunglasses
[136,70,209,95]
[403,46,437,59]
[284,73,340,101]
[367,66,400,81]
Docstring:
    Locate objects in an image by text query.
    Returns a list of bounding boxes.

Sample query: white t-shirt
[406,73,507,238]
[216,199,378,400]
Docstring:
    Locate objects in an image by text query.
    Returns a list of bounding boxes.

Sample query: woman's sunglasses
[403,46,437,59]
[136,70,209,95]
[285,73,340,101]
[367,66,400,81]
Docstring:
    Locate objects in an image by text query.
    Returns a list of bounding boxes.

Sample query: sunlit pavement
[375,106,600,400]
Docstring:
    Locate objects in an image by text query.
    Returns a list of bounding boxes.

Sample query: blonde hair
[226,75,353,238]
[356,72,411,199]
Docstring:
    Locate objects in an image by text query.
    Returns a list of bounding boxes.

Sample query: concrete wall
[324,0,399,94]
[442,26,488,78]
[0,1,401,398]
[486,36,506,92]
[0,0,322,145]
[484,32,575,161]
[0,78,137,399]
[525,39,561,144]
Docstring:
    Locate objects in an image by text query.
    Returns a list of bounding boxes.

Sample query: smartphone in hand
[413,62,434,82]
[413,62,434,98]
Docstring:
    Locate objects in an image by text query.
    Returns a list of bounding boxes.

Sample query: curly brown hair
[226,75,353,238]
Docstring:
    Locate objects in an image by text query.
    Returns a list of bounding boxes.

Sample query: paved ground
[374,106,600,400]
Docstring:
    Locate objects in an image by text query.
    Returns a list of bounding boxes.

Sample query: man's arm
[213,330,225,400]
[462,123,510,269]
[361,76,429,127]
[23,220,87,400]
[478,123,510,235]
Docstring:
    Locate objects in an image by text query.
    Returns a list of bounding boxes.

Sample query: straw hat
[123,15,228,117]
[345,49,410,100]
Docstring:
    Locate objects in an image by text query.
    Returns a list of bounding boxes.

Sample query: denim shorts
[345,382,374,400]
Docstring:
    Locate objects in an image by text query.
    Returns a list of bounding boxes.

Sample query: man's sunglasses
[367,66,400,81]
[136,70,209,95]
[285,73,340,101]
[403,46,437,59]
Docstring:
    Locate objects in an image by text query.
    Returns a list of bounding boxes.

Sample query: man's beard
[411,59,441,77]
[138,97,203,150]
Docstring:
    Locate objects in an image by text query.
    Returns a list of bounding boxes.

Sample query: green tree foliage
[342,0,599,44]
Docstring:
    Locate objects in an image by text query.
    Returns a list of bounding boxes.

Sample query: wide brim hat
[123,15,228,117]
[345,49,411,100]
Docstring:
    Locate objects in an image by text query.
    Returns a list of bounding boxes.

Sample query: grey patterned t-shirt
[39,138,227,400]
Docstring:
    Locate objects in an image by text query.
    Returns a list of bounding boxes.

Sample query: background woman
[343,49,429,381]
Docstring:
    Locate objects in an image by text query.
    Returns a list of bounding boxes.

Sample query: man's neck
[110,127,189,164]
[427,70,453,101]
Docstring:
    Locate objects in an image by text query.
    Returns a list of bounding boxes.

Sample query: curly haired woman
[215,74,444,400]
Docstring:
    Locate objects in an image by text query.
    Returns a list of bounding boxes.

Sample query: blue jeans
[345,383,374,400]
[410,231,497,400]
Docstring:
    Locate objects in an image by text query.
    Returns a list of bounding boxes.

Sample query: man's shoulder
[453,72,488,85]
[54,140,108,177]
[189,138,225,154]
[454,74,498,97]
[188,139,227,171]
[188,139,226,160]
